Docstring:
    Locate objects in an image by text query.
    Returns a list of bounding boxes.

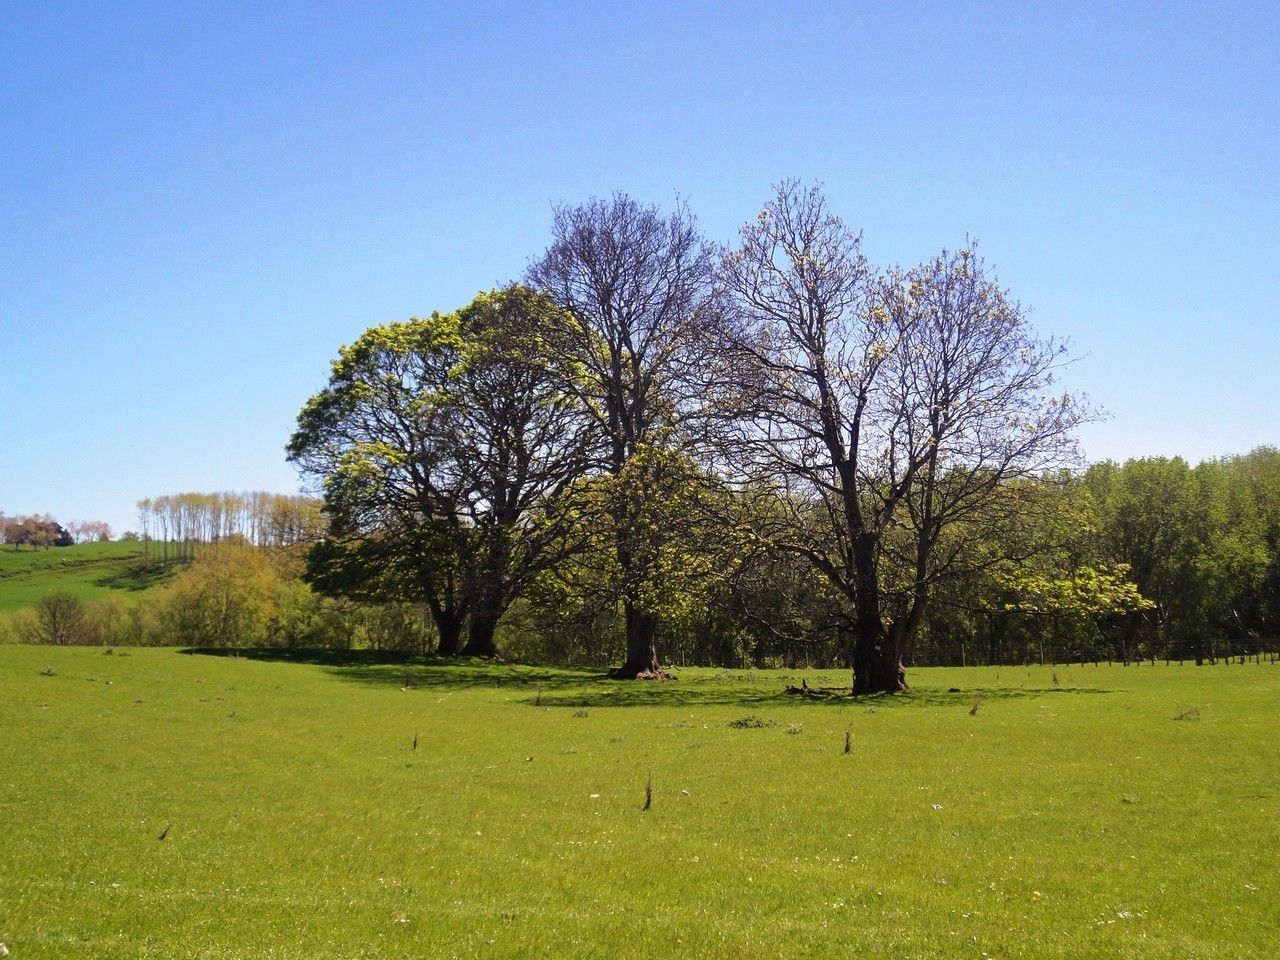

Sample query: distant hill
[0,541,177,612]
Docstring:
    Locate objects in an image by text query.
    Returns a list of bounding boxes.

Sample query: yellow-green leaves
[994,563,1154,616]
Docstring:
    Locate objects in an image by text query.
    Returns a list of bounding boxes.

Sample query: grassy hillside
[0,649,1276,959]
[0,541,175,612]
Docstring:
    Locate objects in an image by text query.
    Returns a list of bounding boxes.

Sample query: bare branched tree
[723,180,1090,693]
[528,193,721,678]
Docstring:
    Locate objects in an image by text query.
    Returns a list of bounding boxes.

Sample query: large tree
[447,287,594,655]
[288,287,591,657]
[288,312,470,652]
[527,193,721,678]
[723,181,1088,693]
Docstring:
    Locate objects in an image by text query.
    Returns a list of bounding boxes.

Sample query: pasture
[0,542,172,613]
[0,647,1276,959]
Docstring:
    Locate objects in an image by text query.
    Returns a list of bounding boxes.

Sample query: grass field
[1,647,1276,959]
[0,542,174,612]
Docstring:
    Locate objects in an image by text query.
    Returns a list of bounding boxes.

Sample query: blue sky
[2,1,1278,534]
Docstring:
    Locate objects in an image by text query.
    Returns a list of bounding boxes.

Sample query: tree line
[135,491,325,560]
[0,540,433,652]
[5,451,1275,670]
[288,181,1111,693]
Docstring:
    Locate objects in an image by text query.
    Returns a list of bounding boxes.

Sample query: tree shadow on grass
[180,650,1111,711]
[96,562,178,592]
[178,648,1114,709]
[530,682,1115,710]
[180,647,604,691]
[855,685,1114,709]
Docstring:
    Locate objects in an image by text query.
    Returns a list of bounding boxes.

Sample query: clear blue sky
[3,1,1277,534]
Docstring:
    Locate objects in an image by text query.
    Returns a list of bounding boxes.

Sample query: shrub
[160,545,279,648]
[29,592,94,645]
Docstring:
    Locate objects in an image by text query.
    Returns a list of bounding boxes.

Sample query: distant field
[1,649,1276,959]
[0,541,174,612]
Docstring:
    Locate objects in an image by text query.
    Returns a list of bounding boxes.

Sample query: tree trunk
[609,514,670,677]
[610,603,667,678]
[433,613,463,657]
[461,535,510,659]
[851,621,908,695]
[461,613,499,658]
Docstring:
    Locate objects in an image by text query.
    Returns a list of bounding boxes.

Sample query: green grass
[0,542,175,612]
[1,648,1276,959]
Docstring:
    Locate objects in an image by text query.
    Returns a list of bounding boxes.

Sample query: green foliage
[11,448,1277,668]
[290,287,596,657]
[1,541,459,654]
[994,564,1154,616]
[1082,449,1280,660]
[601,445,733,624]
[160,545,280,648]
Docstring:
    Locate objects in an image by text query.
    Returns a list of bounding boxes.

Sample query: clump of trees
[1,514,115,549]
[11,186,1267,684]
[1080,449,1280,664]
[289,181,1113,693]
[2,514,74,549]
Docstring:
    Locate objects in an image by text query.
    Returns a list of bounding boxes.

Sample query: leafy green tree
[289,287,592,658]
[161,545,279,648]
[288,312,470,652]
[1232,447,1280,640]
[447,287,594,655]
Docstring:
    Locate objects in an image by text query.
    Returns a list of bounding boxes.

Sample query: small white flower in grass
[931,803,944,810]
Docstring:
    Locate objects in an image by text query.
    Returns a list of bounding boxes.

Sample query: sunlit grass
[1,647,1276,958]
[0,542,172,612]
